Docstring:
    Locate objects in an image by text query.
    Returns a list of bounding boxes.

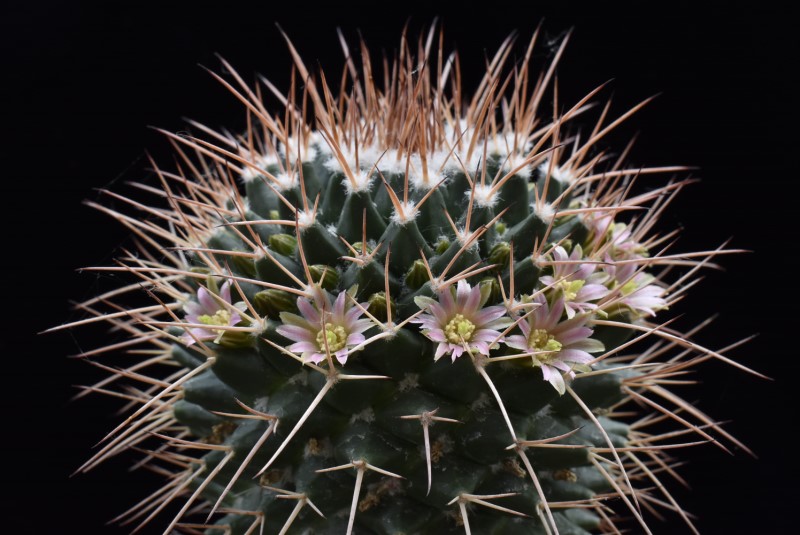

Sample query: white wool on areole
[239,152,281,183]
[539,161,577,185]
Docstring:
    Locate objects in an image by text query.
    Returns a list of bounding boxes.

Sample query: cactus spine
[60,27,755,534]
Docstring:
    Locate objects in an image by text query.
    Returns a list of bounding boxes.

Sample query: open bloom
[277,290,372,365]
[414,280,511,362]
[505,294,604,394]
[585,211,648,260]
[540,245,609,319]
[603,260,668,317]
[182,281,242,346]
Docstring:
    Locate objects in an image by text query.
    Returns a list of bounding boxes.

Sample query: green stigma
[528,328,562,362]
[316,323,348,353]
[558,279,585,301]
[444,314,476,344]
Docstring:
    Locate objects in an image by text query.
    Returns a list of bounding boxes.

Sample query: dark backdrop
[5,1,796,533]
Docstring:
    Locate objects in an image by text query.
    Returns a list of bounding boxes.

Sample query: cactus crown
[59,26,755,535]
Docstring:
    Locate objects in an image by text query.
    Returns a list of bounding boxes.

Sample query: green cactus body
[65,28,751,535]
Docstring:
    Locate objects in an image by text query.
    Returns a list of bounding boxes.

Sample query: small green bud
[254,289,298,318]
[231,255,257,278]
[217,328,256,349]
[308,264,339,290]
[269,233,298,256]
[351,241,373,256]
[268,209,280,220]
[434,237,450,255]
[488,241,511,269]
[367,291,395,322]
[405,259,430,290]
[479,278,501,306]
[495,221,507,234]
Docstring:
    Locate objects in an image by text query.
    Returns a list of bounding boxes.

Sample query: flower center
[198,309,232,327]
[316,323,348,353]
[444,314,476,344]
[558,279,585,301]
[528,328,563,362]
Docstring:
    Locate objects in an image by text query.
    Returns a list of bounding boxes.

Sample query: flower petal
[333,291,347,321]
[219,281,232,305]
[543,365,566,395]
[434,342,450,361]
[558,348,594,364]
[505,335,529,351]
[279,311,313,330]
[473,305,507,325]
[346,333,366,346]
[277,324,314,343]
[568,338,604,353]
[473,341,490,355]
[197,286,217,314]
[461,284,481,315]
[472,329,502,343]
[334,349,349,365]
[424,329,448,343]
[289,341,319,353]
[297,298,321,325]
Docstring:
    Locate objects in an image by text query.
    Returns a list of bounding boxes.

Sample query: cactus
[57,26,759,534]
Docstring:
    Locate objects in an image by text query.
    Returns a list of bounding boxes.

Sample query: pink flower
[182,281,242,346]
[505,294,604,394]
[413,280,511,362]
[540,245,609,319]
[603,261,668,317]
[277,290,372,365]
[585,211,648,260]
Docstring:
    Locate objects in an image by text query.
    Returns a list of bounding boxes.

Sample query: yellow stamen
[444,314,476,344]
[528,328,562,363]
[558,279,585,301]
[316,323,348,353]
[198,309,232,327]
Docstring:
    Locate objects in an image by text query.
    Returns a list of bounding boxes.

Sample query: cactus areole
[63,27,756,534]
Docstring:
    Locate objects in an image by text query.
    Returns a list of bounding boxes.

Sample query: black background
[5,1,797,533]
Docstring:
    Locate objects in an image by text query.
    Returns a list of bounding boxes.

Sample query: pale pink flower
[505,294,604,394]
[414,280,511,362]
[277,291,372,365]
[603,261,667,317]
[540,245,609,319]
[585,211,648,260]
[182,281,242,346]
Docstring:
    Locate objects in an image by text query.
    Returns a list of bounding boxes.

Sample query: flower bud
[405,259,430,290]
[308,264,339,290]
[488,241,511,269]
[368,291,395,322]
[254,289,297,318]
[269,233,298,256]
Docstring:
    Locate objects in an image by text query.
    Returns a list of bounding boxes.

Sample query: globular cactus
[59,26,758,534]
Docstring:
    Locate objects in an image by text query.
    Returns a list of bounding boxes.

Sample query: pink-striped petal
[219,281,232,305]
[505,335,529,351]
[474,305,507,325]
[277,324,315,343]
[558,348,594,364]
[346,333,366,346]
[297,298,321,325]
[197,286,217,313]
